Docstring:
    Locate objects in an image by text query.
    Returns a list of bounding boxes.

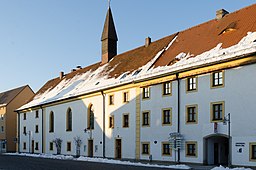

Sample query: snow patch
[18,32,256,111]
[211,165,252,170]
[5,153,191,169]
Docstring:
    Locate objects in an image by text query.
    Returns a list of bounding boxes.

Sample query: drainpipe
[176,73,180,163]
[17,111,20,153]
[40,106,44,153]
[101,91,106,158]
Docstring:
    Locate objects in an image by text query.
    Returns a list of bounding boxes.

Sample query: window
[212,71,224,87]
[163,82,171,95]
[23,126,26,134]
[109,115,114,128]
[187,77,197,91]
[186,141,197,157]
[0,114,4,120]
[49,142,53,151]
[35,110,39,118]
[123,92,129,103]
[23,142,26,150]
[49,111,54,132]
[162,142,171,155]
[142,87,150,99]
[142,143,150,155]
[35,125,39,133]
[123,114,129,128]
[109,95,114,105]
[23,113,26,120]
[211,102,224,122]
[1,126,4,132]
[87,104,94,130]
[2,142,5,149]
[66,108,72,131]
[186,105,198,124]
[250,143,256,161]
[162,109,172,125]
[142,111,150,126]
[67,142,71,152]
[35,142,39,150]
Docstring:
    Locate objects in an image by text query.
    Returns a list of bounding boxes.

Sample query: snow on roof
[18,32,256,111]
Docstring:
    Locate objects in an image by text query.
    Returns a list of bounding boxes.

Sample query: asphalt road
[0,154,177,170]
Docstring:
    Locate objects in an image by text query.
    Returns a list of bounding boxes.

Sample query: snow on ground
[211,165,252,170]
[5,153,190,169]
[18,31,256,111]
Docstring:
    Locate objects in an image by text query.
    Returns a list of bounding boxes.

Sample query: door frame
[115,138,122,159]
[88,139,93,157]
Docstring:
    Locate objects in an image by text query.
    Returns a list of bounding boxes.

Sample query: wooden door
[115,139,122,159]
[88,140,93,157]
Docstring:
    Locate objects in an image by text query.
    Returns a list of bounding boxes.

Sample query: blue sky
[0,0,255,93]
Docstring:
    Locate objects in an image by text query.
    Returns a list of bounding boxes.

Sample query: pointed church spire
[101,5,118,64]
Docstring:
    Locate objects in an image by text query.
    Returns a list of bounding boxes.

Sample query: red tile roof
[28,4,256,106]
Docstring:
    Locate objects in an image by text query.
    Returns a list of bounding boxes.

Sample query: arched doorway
[204,134,229,165]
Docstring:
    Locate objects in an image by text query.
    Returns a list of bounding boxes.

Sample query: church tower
[101,6,118,64]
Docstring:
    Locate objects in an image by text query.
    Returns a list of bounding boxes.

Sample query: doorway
[31,140,34,154]
[204,135,229,165]
[115,139,122,159]
[88,139,93,157]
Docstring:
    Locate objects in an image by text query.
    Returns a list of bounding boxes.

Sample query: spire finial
[108,0,111,8]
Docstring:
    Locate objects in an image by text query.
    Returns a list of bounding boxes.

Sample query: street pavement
[0,154,184,170]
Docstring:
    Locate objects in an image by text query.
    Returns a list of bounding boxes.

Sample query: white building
[17,4,256,167]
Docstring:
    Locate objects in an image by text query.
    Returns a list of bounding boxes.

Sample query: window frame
[23,126,26,134]
[35,125,39,133]
[142,87,150,99]
[109,94,114,105]
[250,142,256,161]
[35,110,39,118]
[162,108,172,126]
[186,141,197,157]
[123,91,129,103]
[210,101,225,122]
[186,77,198,92]
[23,142,26,150]
[49,142,54,151]
[162,142,171,156]
[186,105,198,124]
[123,113,129,128]
[142,111,150,127]
[87,104,94,130]
[67,142,71,152]
[49,111,54,133]
[66,108,72,131]
[211,71,225,88]
[141,142,150,155]
[109,115,114,129]
[163,81,172,96]
[35,142,39,151]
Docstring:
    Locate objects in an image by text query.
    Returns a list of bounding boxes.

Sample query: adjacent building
[0,85,34,152]
[17,4,256,167]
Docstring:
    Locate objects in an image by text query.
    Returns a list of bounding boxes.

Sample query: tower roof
[101,7,118,41]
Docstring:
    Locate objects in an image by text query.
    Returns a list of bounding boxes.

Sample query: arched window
[87,104,94,130]
[49,111,54,132]
[66,108,72,131]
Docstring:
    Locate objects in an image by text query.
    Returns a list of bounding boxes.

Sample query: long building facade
[17,4,256,167]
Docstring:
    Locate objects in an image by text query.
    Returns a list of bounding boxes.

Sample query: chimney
[216,9,229,20]
[145,37,151,47]
[60,72,64,79]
